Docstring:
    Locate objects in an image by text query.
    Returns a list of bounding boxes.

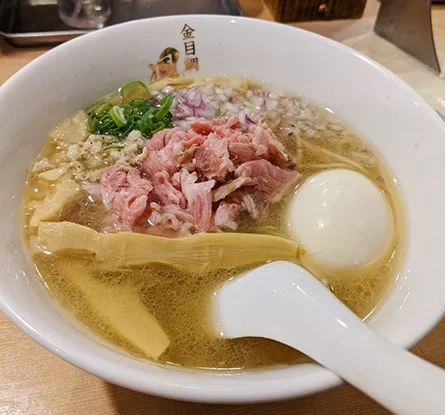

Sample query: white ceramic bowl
[1,15,445,404]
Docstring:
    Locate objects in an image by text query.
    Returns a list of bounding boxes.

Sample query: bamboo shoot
[30,180,80,228]
[37,221,300,272]
[59,260,169,358]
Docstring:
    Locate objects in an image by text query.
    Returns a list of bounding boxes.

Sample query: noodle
[300,138,369,174]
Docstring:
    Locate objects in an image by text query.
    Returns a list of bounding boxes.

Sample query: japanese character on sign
[184,56,199,72]
[184,40,196,56]
[181,24,195,40]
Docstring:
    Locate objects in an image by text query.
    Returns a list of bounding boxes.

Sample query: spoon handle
[216,261,445,414]
[330,327,445,415]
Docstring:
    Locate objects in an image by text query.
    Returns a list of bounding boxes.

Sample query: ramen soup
[22,76,404,370]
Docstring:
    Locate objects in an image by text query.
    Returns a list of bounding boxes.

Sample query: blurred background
[0,0,371,46]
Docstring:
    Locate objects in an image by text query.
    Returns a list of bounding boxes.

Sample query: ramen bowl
[1,15,445,403]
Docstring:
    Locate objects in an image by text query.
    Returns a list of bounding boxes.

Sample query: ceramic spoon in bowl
[213,261,445,415]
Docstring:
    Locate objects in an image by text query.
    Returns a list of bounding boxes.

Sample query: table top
[1,1,445,414]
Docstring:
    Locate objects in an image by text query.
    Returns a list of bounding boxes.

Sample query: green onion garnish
[154,95,174,121]
[109,105,127,127]
[86,81,174,140]
[119,80,150,102]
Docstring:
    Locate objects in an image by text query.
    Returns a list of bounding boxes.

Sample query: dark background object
[374,0,441,74]
[0,0,242,46]
[264,0,367,23]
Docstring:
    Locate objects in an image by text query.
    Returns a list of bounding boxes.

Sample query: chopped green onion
[152,122,166,133]
[87,100,111,116]
[88,116,98,132]
[86,81,174,140]
[119,81,150,102]
[109,105,127,127]
[154,95,174,121]
[107,92,122,106]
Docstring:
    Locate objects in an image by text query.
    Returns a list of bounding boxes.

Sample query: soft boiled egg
[288,169,393,270]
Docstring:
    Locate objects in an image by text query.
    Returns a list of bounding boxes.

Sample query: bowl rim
[1,13,445,404]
